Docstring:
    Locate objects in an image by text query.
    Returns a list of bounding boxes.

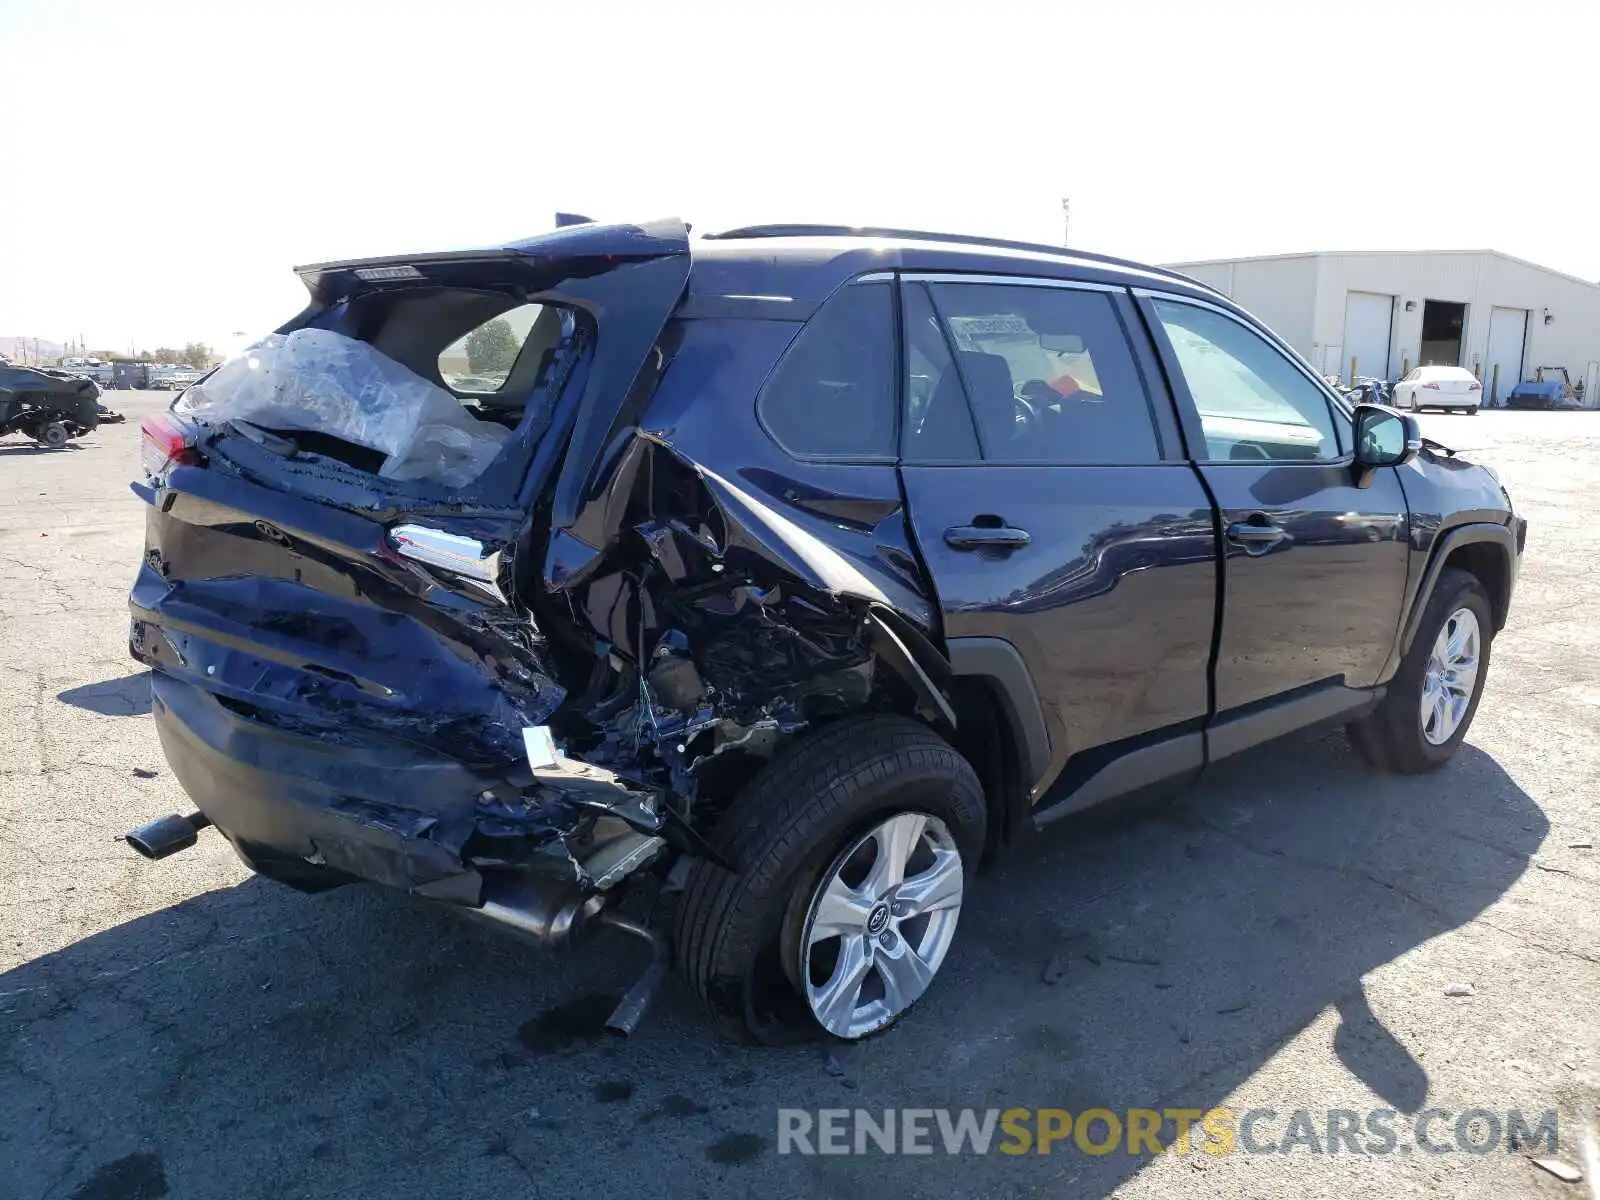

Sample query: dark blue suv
[127,219,1526,1043]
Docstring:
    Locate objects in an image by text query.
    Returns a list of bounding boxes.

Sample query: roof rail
[702,223,1186,281]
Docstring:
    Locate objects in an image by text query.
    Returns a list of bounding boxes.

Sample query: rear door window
[902,282,980,461]
[926,283,1162,464]
[757,283,897,460]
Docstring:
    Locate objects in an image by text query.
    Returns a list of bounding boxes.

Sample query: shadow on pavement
[1333,986,1429,1114]
[0,443,84,456]
[57,673,153,717]
[0,730,1547,1200]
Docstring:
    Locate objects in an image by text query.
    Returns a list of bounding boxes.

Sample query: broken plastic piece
[178,329,509,487]
[579,821,666,890]
[523,725,559,771]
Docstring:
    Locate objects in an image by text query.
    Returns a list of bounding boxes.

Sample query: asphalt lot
[2,394,1596,1199]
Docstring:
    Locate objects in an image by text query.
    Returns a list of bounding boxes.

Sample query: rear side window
[758,283,896,459]
[928,283,1161,464]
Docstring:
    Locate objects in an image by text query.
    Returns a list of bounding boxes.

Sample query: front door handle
[945,524,1032,551]
[1225,520,1287,554]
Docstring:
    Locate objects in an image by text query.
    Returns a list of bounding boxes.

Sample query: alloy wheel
[1421,607,1481,745]
[799,812,964,1038]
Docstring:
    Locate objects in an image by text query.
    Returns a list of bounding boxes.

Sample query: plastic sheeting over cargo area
[178,329,510,487]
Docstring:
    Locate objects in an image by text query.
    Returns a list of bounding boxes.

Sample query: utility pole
[1061,198,1070,248]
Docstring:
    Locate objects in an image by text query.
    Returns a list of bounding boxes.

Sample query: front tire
[1347,567,1492,772]
[674,715,985,1044]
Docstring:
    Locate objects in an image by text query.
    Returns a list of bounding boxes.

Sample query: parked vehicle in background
[1394,365,1483,414]
[1505,377,1582,410]
[1342,376,1392,406]
[58,357,115,387]
[124,219,1526,1045]
[0,359,102,446]
[111,361,152,390]
[150,365,204,390]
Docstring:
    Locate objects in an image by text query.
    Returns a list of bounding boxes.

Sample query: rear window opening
[438,304,547,396]
[177,287,590,492]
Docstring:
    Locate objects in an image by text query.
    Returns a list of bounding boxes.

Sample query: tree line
[85,342,215,368]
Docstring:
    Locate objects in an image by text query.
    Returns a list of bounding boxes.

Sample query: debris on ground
[1444,983,1475,997]
[1531,1157,1582,1183]
[1041,953,1067,985]
[821,1051,856,1089]
[1216,1002,1250,1015]
[132,767,158,779]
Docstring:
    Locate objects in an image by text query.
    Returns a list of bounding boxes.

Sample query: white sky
[1,0,1594,352]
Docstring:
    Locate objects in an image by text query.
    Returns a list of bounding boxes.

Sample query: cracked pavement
[1,397,1596,1199]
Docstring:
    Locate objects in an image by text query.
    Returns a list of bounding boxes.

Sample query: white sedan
[1393,365,1483,414]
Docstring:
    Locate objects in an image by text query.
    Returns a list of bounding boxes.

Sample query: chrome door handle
[944,525,1032,550]
[1225,521,1287,554]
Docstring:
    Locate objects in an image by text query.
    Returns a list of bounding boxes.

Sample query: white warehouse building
[1162,250,1600,407]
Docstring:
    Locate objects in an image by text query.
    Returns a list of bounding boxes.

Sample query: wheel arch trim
[945,637,1052,794]
[1399,522,1516,656]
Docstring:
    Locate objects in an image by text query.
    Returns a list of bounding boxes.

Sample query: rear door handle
[1226,520,1287,552]
[944,524,1032,551]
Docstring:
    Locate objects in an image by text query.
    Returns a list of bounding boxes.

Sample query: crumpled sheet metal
[179,329,509,487]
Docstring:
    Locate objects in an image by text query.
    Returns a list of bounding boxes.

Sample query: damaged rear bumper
[148,672,665,912]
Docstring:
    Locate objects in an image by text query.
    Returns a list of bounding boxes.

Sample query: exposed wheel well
[687,684,1026,868]
[946,676,1029,865]
[1442,541,1510,630]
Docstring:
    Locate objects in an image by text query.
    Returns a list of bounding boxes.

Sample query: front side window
[928,283,1160,464]
[1153,300,1340,462]
[758,283,896,459]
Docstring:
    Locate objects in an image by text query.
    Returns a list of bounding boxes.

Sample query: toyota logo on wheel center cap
[866,903,891,936]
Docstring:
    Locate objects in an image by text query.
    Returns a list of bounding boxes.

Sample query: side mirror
[1352,403,1420,474]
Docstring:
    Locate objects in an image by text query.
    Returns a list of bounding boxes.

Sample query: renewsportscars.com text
[777,1107,1559,1157]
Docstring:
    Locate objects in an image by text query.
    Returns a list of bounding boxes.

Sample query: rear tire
[674,715,985,1044]
[1347,568,1492,773]
[34,422,69,449]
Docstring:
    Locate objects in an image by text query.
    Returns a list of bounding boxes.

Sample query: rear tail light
[1422,382,1441,390]
[140,413,198,478]
[1468,381,1482,391]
